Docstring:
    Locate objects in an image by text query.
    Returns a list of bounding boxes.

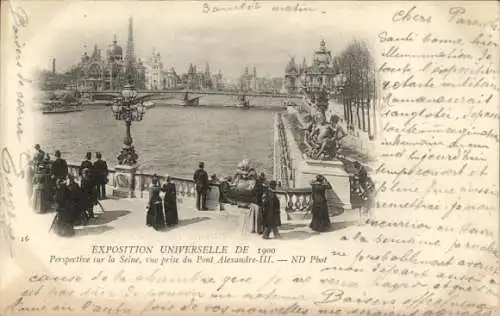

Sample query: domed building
[71,17,145,92]
[284,39,339,94]
[107,34,123,63]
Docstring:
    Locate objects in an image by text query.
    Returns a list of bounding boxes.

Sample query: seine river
[36,96,292,178]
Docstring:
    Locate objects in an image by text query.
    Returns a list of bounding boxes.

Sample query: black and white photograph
[25,8,377,241]
[0,1,497,315]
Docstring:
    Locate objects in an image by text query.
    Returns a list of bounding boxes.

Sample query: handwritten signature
[0,147,31,253]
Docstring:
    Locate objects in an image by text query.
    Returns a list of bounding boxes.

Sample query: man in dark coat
[93,152,109,200]
[193,162,209,210]
[51,150,68,181]
[261,180,281,239]
[78,152,93,178]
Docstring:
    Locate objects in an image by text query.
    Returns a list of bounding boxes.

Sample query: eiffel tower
[124,16,137,85]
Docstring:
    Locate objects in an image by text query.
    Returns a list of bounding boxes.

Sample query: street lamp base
[112,164,138,198]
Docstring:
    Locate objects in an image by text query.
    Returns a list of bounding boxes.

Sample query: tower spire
[125,15,136,83]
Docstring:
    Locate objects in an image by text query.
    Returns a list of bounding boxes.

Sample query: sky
[20,1,387,79]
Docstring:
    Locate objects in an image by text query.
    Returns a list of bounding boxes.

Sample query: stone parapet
[278,115,353,209]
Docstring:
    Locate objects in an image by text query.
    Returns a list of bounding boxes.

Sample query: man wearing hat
[261,180,281,239]
[51,150,68,181]
[79,152,93,177]
[193,162,209,210]
[93,152,109,200]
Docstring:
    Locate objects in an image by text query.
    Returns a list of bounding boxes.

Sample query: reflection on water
[37,104,280,178]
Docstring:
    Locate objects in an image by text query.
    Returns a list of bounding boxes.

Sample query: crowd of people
[26,142,371,238]
[26,144,109,237]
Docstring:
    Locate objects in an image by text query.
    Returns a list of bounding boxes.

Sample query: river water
[36,96,290,178]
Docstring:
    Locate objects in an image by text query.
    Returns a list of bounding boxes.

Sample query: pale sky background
[22,1,387,79]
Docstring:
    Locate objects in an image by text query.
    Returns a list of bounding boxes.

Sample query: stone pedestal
[296,158,352,210]
[112,164,138,198]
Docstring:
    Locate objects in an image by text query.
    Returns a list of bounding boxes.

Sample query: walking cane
[48,213,59,233]
[96,200,105,213]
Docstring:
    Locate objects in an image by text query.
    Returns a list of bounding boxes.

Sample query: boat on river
[42,100,83,114]
[82,98,113,106]
[143,101,155,109]
[224,94,251,109]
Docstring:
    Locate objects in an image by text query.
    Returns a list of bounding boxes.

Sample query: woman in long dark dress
[250,176,265,234]
[261,181,281,239]
[309,174,331,232]
[147,175,165,230]
[80,168,96,220]
[53,179,75,237]
[32,164,49,213]
[67,175,85,226]
[161,175,179,226]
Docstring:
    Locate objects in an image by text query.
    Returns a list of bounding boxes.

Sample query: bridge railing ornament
[68,163,313,215]
[276,113,295,188]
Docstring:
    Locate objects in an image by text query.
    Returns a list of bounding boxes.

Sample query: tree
[338,40,375,134]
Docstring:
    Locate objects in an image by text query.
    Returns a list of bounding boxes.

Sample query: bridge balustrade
[67,163,313,215]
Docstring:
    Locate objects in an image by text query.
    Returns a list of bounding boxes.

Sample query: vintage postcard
[0,0,498,315]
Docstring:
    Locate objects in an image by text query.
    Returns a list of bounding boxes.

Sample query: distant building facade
[144,49,163,90]
[181,63,214,90]
[239,66,258,92]
[284,39,339,94]
[70,17,146,91]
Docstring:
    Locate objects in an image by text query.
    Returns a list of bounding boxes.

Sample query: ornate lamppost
[111,84,146,166]
[109,84,147,198]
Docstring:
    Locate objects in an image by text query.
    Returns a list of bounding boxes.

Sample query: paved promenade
[34,197,361,245]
